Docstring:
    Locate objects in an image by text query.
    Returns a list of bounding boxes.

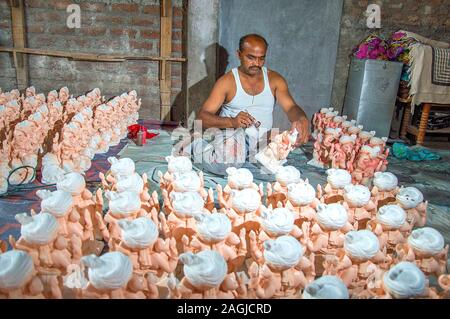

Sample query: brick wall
[0,0,185,120]
[0,0,16,90]
[331,0,450,111]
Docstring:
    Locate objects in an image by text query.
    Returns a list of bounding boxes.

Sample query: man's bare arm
[197,77,233,128]
[273,73,310,145]
[197,75,255,129]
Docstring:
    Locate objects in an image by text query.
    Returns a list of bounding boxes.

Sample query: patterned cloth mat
[432,47,450,86]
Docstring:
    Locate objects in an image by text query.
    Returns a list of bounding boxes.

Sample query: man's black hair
[239,34,268,51]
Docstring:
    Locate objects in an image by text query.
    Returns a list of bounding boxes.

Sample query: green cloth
[392,142,441,161]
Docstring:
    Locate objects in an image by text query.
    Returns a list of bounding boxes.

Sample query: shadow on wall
[217,43,229,79]
[171,43,229,128]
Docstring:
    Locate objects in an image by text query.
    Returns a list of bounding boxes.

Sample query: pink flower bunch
[352,34,389,60]
[390,31,407,41]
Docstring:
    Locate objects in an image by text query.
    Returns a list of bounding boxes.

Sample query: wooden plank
[179,0,188,124]
[10,0,28,90]
[400,103,411,139]
[0,47,186,62]
[159,0,173,121]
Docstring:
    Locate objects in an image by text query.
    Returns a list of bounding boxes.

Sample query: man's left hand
[291,117,310,147]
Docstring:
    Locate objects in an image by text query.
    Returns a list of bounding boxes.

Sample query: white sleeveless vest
[219,67,275,132]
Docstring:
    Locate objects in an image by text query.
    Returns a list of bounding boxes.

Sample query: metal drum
[343,58,403,137]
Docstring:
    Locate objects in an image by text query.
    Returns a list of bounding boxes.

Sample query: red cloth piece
[127,124,159,140]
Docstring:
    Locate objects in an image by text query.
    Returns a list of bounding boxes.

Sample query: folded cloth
[127,124,159,140]
[398,30,449,49]
[392,142,441,161]
[398,31,450,113]
[408,44,450,113]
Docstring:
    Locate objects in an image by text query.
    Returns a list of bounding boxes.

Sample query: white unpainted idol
[230,188,261,214]
[360,145,381,158]
[195,213,231,243]
[179,250,227,289]
[82,252,133,290]
[396,187,424,209]
[326,169,352,189]
[332,115,346,123]
[303,275,349,299]
[226,167,253,189]
[62,160,76,174]
[324,127,341,136]
[320,107,334,114]
[172,171,201,193]
[170,191,205,218]
[370,136,388,146]
[325,110,339,118]
[41,164,65,185]
[316,203,348,230]
[344,230,380,260]
[263,235,304,270]
[342,119,356,129]
[166,155,192,174]
[376,205,406,229]
[37,189,73,217]
[56,172,86,196]
[359,130,376,140]
[0,250,35,290]
[108,157,135,178]
[78,156,92,173]
[373,172,398,191]
[116,173,144,194]
[343,185,371,207]
[275,166,301,187]
[287,180,316,206]
[118,217,159,249]
[408,227,445,255]
[383,262,426,299]
[72,113,84,124]
[260,207,295,237]
[106,191,141,215]
[15,212,59,245]
[339,134,357,144]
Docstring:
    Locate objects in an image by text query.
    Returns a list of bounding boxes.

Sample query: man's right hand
[231,111,256,128]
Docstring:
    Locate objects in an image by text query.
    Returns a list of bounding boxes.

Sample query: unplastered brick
[111,3,139,13]
[81,26,107,36]
[130,40,153,50]
[141,30,160,39]
[143,5,159,15]
[131,16,156,27]
[80,2,107,12]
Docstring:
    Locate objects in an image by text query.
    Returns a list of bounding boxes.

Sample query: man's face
[237,40,267,76]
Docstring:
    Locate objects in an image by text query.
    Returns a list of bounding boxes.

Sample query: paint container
[140,126,147,145]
